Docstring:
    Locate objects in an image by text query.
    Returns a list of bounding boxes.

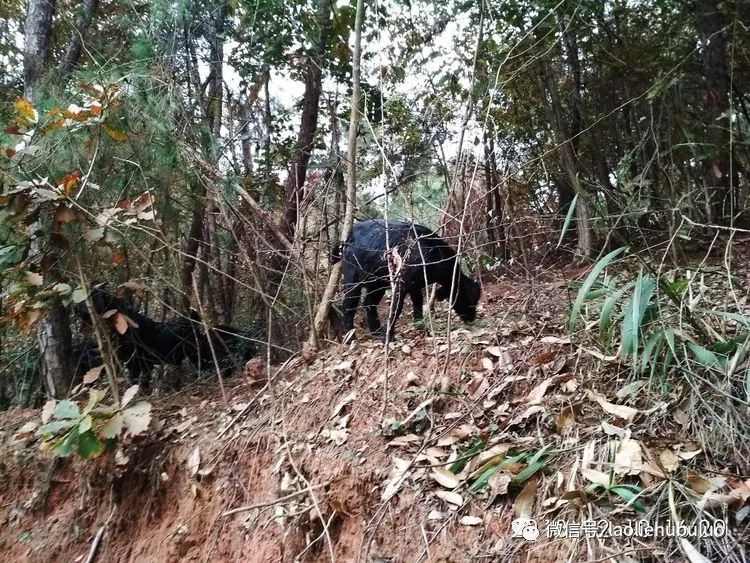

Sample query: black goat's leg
[410,286,424,323]
[363,286,387,337]
[385,286,408,342]
[341,282,362,342]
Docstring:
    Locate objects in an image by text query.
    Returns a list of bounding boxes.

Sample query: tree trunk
[282,0,331,236]
[23,0,56,100]
[59,0,99,78]
[694,0,734,222]
[308,0,365,347]
[24,0,74,400]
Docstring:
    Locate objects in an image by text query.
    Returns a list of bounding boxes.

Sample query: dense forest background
[1,0,749,405]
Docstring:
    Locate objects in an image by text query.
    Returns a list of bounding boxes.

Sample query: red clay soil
[3,269,741,562]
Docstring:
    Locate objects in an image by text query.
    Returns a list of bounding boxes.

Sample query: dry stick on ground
[84,506,116,563]
[221,483,330,517]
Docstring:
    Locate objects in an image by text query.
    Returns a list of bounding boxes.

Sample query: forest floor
[1,263,749,562]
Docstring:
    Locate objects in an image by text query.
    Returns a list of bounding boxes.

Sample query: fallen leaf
[113,312,130,335]
[600,421,627,437]
[381,457,411,501]
[481,358,494,371]
[83,365,104,384]
[115,449,129,466]
[680,538,712,563]
[513,479,537,518]
[582,469,611,487]
[388,434,421,447]
[331,392,356,419]
[187,447,201,476]
[615,380,647,399]
[15,421,38,439]
[427,510,443,520]
[676,449,702,461]
[539,336,570,345]
[659,449,680,473]
[486,346,503,357]
[120,402,151,438]
[459,515,483,526]
[614,438,643,475]
[487,471,512,504]
[435,490,463,507]
[121,385,139,407]
[686,470,712,494]
[42,400,56,424]
[555,406,576,433]
[586,390,638,421]
[432,468,461,489]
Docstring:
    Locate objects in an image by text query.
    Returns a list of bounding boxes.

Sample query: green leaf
[78,415,93,434]
[38,419,77,435]
[76,430,103,459]
[568,247,628,334]
[54,427,80,457]
[609,485,647,513]
[686,342,721,367]
[556,193,578,249]
[449,438,486,474]
[621,273,657,362]
[53,400,80,420]
[640,331,665,373]
[599,282,634,343]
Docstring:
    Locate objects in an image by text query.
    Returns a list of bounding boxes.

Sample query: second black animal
[333,220,481,341]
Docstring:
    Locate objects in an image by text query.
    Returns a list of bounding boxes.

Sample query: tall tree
[24,0,74,399]
[58,0,100,78]
[282,0,332,236]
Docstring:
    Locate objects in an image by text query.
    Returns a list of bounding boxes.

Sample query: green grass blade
[569,247,628,334]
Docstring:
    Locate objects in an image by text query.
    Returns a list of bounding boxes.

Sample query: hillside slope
[1,272,748,562]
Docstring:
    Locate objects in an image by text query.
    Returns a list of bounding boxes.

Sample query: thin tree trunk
[24,0,74,400]
[59,0,99,78]
[282,0,331,236]
[695,0,734,222]
[23,0,56,101]
[308,0,365,347]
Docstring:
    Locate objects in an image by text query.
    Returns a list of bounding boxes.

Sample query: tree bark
[59,0,99,78]
[694,0,734,222]
[308,0,365,347]
[24,0,74,400]
[23,0,56,100]
[282,0,331,236]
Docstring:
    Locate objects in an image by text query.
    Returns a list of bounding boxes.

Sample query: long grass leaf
[569,247,628,334]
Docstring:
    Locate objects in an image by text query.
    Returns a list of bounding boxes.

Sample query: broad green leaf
[54,428,80,457]
[569,247,628,334]
[38,419,77,435]
[76,430,103,459]
[53,400,80,420]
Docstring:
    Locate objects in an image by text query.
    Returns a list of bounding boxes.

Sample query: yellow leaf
[14,98,38,124]
[83,365,104,384]
[103,123,128,142]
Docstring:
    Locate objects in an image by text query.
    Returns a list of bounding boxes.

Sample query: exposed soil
[1,268,749,562]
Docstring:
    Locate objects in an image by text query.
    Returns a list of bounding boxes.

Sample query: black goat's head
[75,282,127,325]
[436,276,481,323]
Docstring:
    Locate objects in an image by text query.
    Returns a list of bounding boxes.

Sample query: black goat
[71,338,103,379]
[333,220,481,341]
[75,284,254,385]
[75,284,205,386]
